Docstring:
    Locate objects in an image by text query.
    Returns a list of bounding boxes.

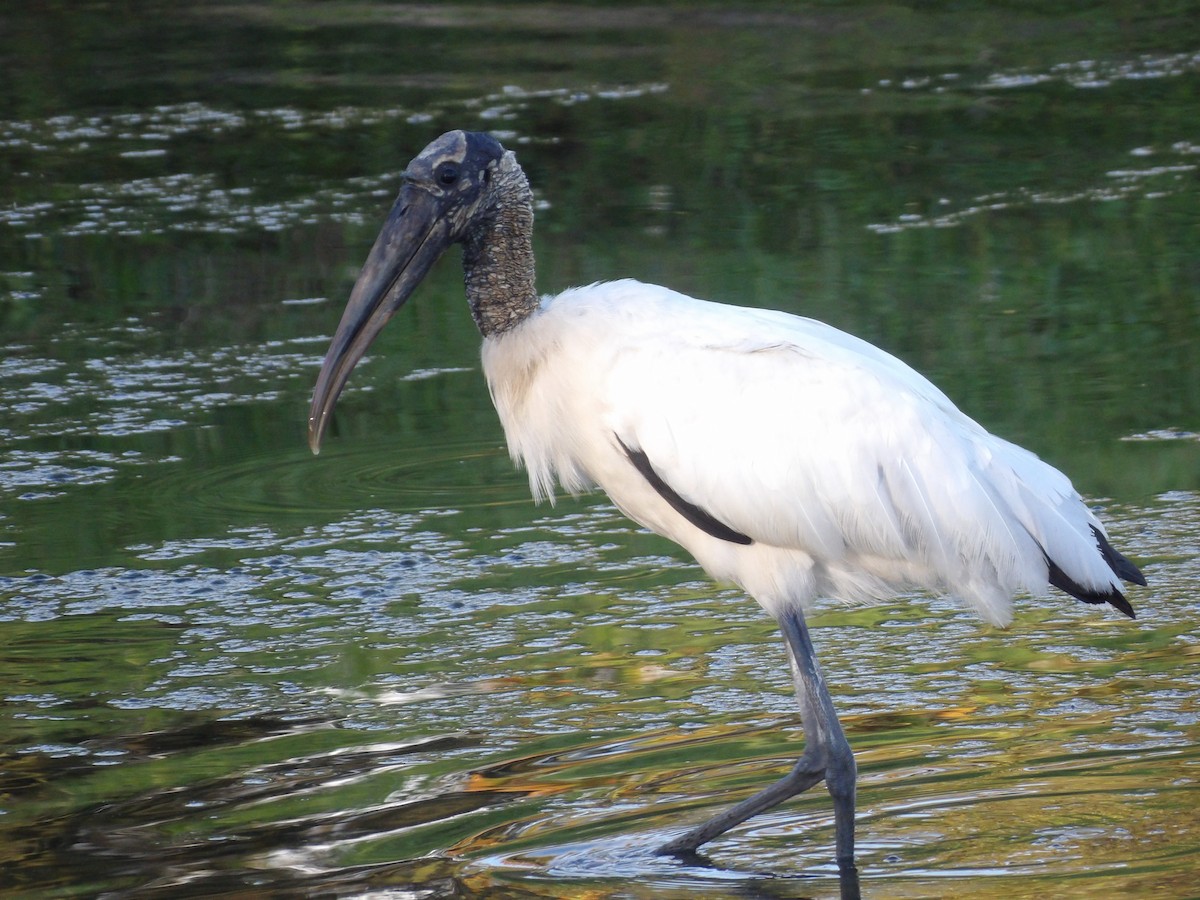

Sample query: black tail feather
[1045,526,1144,620]
[1048,559,1136,619]
[1093,525,1147,587]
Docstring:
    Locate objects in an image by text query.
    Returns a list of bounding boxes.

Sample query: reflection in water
[866,144,1199,235]
[3,492,1196,897]
[5,610,1197,899]
[1,2,1199,898]
[0,85,667,240]
[4,719,487,896]
[1,389,1196,899]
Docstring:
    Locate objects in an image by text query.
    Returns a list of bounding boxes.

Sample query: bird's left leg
[657,605,857,877]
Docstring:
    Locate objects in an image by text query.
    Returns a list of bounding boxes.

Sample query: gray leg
[657,606,859,896]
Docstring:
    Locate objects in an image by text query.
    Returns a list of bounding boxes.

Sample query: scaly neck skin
[462,158,539,337]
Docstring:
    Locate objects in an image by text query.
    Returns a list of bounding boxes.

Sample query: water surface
[1,4,1198,897]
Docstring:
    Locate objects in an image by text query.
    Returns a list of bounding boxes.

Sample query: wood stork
[307,130,1146,889]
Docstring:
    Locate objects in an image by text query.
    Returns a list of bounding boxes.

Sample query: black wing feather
[617,436,753,546]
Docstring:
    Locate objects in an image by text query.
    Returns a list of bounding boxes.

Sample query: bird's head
[307,130,514,454]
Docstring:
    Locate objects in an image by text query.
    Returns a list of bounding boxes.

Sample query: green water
[2,3,1199,897]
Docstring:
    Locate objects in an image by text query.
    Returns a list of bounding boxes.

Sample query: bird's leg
[657,606,859,893]
[780,606,858,889]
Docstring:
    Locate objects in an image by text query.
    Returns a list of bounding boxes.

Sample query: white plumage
[307,130,1144,886]
[484,278,1121,627]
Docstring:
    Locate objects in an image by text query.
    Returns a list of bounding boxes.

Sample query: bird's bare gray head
[403,130,508,234]
[307,130,536,454]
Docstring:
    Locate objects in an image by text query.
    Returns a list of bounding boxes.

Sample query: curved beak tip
[304,184,447,461]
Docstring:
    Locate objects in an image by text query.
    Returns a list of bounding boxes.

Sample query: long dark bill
[307,186,453,454]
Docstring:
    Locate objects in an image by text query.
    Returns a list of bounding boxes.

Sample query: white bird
[308,130,1145,892]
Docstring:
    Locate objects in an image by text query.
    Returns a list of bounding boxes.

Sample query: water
[2,4,1199,897]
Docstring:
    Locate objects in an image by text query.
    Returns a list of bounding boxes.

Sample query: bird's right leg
[657,605,859,895]
[780,605,858,885]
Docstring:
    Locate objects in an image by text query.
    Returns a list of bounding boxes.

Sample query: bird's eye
[435,163,460,186]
